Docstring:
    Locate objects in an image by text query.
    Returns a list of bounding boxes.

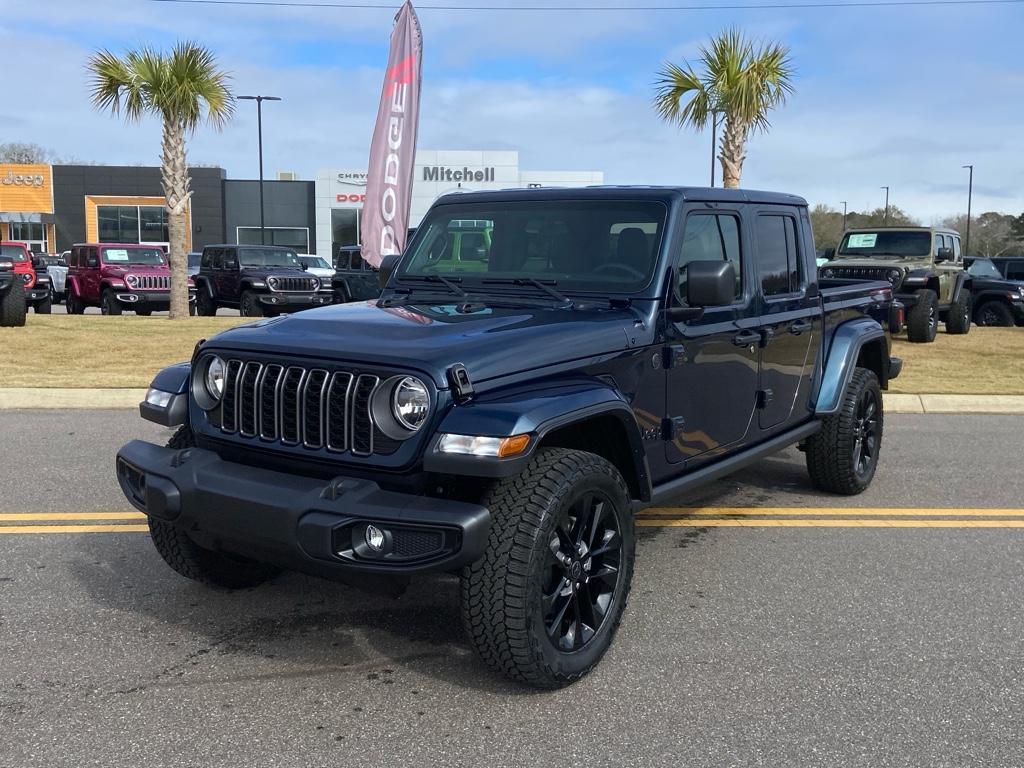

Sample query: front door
[665,208,760,464]
[753,209,818,431]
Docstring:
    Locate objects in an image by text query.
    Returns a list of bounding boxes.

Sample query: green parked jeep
[820,227,971,342]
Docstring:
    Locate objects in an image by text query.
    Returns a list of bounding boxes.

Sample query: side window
[223,249,238,270]
[952,236,962,260]
[69,247,79,268]
[201,249,213,270]
[335,251,350,271]
[677,213,742,302]
[933,234,944,256]
[86,247,99,268]
[1006,261,1024,280]
[756,215,801,297]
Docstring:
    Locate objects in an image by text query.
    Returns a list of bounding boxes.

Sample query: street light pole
[237,95,282,246]
[880,186,890,225]
[962,164,974,256]
[840,200,848,230]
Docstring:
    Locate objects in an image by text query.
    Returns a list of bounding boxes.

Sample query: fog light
[365,524,386,552]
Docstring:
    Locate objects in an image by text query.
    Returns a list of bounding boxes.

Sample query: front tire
[196,288,217,316]
[0,288,26,327]
[805,367,883,495]
[945,289,971,334]
[905,289,938,343]
[975,299,1014,327]
[461,448,635,688]
[101,289,122,316]
[240,290,263,317]
[148,426,281,589]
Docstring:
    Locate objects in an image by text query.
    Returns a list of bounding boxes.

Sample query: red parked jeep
[0,241,52,313]
[65,243,195,315]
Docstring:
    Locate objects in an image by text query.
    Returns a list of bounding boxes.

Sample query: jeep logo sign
[1,171,45,187]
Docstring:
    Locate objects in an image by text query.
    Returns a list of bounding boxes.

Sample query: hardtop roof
[433,185,806,208]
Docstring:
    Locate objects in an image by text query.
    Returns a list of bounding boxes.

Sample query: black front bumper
[116,290,197,308]
[25,287,50,303]
[258,292,333,310]
[115,440,490,577]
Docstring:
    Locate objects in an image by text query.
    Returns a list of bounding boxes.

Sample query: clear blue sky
[4,0,1022,221]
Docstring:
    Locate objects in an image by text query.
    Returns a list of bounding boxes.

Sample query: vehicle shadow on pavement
[67,537,536,696]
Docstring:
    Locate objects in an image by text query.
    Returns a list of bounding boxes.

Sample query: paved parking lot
[2,411,1023,767]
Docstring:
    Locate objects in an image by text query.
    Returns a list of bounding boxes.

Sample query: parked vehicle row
[118,185,902,688]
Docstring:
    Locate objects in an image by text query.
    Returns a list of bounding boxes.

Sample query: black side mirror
[87,257,99,268]
[378,252,401,289]
[687,260,737,307]
[936,247,953,262]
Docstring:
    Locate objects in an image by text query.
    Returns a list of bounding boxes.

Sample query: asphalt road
[1,411,1023,767]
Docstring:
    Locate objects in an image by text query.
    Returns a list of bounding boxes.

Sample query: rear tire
[101,289,122,316]
[65,290,85,314]
[905,289,938,343]
[34,295,52,314]
[240,290,263,317]
[0,287,26,327]
[974,299,1014,327]
[461,448,635,688]
[805,367,883,495]
[945,289,971,334]
[148,426,282,589]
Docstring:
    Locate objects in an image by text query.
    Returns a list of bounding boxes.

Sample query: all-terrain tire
[65,290,85,314]
[34,295,52,314]
[945,289,971,334]
[136,308,152,316]
[974,299,1014,327]
[240,290,263,317]
[906,289,938,343]
[805,367,883,495]
[101,289,122,316]
[0,287,26,327]
[460,448,635,688]
[196,288,217,316]
[148,426,282,589]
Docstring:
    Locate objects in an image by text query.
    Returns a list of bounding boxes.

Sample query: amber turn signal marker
[498,434,531,458]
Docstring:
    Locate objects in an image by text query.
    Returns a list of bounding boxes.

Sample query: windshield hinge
[447,364,475,402]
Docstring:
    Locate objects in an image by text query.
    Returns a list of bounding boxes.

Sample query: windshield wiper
[398,274,467,297]
[481,278,573,308]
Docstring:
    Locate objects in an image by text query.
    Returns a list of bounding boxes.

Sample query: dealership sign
[1,171,45,187]
[423,166,495,183]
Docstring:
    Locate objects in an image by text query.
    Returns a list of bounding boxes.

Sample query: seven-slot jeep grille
[827,266,903,287]
[268,275,318,292]
[217,358,392,456]
[130,274,170,290]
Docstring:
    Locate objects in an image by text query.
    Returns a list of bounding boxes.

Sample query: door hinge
[662,344,687,368]
[757,389,774,408]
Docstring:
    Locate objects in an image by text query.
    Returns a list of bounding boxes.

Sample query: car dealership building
[0,151,602,260]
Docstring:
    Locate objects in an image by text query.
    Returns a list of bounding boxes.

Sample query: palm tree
[654,29,794,189]
[88,42,233,319]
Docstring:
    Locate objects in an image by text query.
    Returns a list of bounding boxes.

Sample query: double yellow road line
[3,507,1024,535]
[0,512,148,534]
[638,507,1024,528]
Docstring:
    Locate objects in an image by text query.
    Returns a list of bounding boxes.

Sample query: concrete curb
[2,388,1024,414]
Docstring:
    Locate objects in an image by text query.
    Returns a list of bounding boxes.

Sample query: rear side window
[952,236,962,260]
[1006,261,1024,280]
[757,215,801,297]
[677,213,742,301]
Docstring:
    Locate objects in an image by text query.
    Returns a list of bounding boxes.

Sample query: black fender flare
[815,317,887,415]
[423,378,651,501]
[193,274,215,298]
[951,272,972,303]
[139,362,191,427]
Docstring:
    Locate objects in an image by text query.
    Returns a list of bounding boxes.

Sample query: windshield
[239,248,302,268]
[967,259,1002,278]
[102,247,166,265]
[838,231,931,258]
[397,200,667,293]
[0,245,28,261]
[300,256,332,270]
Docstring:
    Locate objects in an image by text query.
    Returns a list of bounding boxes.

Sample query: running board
[648,421,821,507]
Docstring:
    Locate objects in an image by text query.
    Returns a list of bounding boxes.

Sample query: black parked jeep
[331,246,381,304]
[0,255,26,326]
[193,244,333,317]
[118,187,901,688]
[964,257,1024,326]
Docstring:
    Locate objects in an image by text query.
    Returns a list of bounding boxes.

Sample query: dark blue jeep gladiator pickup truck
[116,187,901,688]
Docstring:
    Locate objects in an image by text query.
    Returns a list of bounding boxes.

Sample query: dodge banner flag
[361,0,423,269]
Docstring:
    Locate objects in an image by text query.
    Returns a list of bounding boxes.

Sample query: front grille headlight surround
[886,268,903,286]
[193,354,227,411]
[125,274,139,287]
[371,375,431,440]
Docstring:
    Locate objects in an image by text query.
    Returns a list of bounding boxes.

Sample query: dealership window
[97,205,169,246]
[236,227,310,253]
[331,208,360,264]
[8,221,46,253]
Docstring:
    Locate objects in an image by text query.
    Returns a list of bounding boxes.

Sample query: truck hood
[205,300,647,388]
[105,264,171,276]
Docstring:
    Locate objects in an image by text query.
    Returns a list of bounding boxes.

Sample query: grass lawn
[1,315,1022,394]
[888,327,1024,395]
[0,315,248,388]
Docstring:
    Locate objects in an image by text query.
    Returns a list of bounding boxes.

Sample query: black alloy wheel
[544,490,623,652]
[851,386,880,481]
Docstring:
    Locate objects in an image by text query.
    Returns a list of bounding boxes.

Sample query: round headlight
[204,356,226,401]
[392,376,429,431]
[887,269,902,285]
[125,274,138,287]
[821,268,834,278]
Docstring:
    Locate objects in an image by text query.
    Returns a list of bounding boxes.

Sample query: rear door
[754,207,819,431]
[84,247,101,301]
[664,205,760,464]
